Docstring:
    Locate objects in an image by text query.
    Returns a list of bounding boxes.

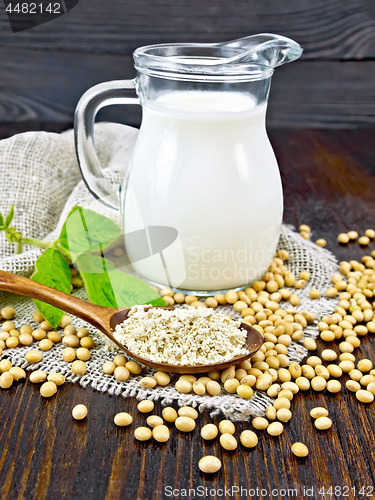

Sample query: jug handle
[74,80,139,211]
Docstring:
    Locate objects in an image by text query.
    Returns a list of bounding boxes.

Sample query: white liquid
[123,91,283,291]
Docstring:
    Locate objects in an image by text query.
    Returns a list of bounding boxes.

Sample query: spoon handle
[0,270,117,331]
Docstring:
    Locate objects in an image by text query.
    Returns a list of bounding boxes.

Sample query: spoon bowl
[0,271,263,374]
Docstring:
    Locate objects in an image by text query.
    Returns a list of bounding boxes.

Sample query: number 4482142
[318,486,374,497]
[6,3,61,14]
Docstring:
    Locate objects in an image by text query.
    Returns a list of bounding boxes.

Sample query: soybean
[147,415,164,428]
[311,376,327,391]
[219,420,235,435]
[236,385,253,399]
[346,380,361,392]
[175,379,192,393]
[40,320,53,331]
[198,456,222,474]
[140,377,157,389]
[9,367,26,381]
[356,390,374,403]
[277,409,292,421]
[314,417,332,430]
[0,359,12,372]
[62,347,76,362]
[138,400,154,413]
[316,239,327,247]
[71,360,87,375]
[303,338,317,350]
[25,350,43,364]
[76,347,91,361]
[62,335,79,348]
[296,377,310,391]
[33,310,44,323]
[114,412,132,426]
[154,372,170,386]
[39,339,53,351]
[240,430,258,448]
[19,333,33,346]
[310,407,328,419]
[134,427,152,441]
[292,442,309,457]
[2,321,15,332]
[359,236,370,246]
[48,331,62,343]
[321,349,337,362]
[327,380,341,393]
[29,370,47,383]
[206,381,221,396]
[278,390,294,401]
[358,359,373,372]
[162,407,178,423]
[193,382,206,395]
[174,292,185,304]
[339,360,355,373]
[80,337,95,349]
[201,424,218,440]
[0,372,13,389]
[152,425,170,443]
[1,306,15,319]
[178,407,198,420]
[252,417,269,430]
[338,233,349,244]
[5,336,17,348]
[64,325,77,336]
[77,328,90,339]
[58,315,72,328]
[47,373,65,386]
[220,433,237,450]
[40,381,57,397]
[267,422,284,436]
[205,297,218,308]
[175,416,196,432]
[72,404,87,420]
[114,366,130,381]
[126,361,142,375]
[101,360,115,374]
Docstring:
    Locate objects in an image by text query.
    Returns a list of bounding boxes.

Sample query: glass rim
[133,43,274,82]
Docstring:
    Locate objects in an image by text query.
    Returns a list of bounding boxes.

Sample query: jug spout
[133,33,302,82]
[218,33,303,69]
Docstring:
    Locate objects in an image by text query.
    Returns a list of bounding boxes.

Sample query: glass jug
[75,33,302,293]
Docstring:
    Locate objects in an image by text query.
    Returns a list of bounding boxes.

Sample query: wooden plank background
[1,127,375,499]
[0,0,375,128]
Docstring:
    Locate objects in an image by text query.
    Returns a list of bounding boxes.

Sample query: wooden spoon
[0,270,263,374]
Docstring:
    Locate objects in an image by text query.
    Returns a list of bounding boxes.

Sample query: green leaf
[56,205,167,310]
[0,212,4,228]
[146,296,169,307]
[5,205,14,227]
[76,254,166,309]
[31,248,72,327]
[58,206,121,260]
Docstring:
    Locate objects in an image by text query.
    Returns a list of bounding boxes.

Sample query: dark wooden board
[1,0,375,127]
[0,121,73,140]
[1,126,375,499]
[1,46,375,128]
[0,0,375,59]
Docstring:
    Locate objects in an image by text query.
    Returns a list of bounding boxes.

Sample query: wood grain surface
[1,47,375,129]
[0,0,375,127]
[1,126,375,500]
[1,0,375,58]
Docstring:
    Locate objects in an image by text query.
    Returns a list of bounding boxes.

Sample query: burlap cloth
[0,124,339,421]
